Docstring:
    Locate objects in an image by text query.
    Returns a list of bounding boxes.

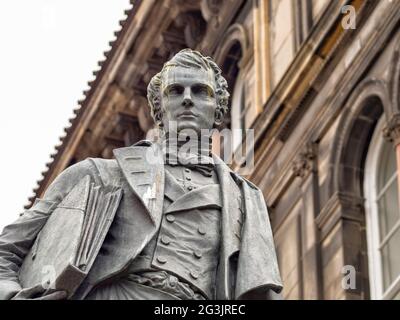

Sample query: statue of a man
[0,49,282,300]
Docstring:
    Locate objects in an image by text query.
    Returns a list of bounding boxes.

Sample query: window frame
[364,116,400,299]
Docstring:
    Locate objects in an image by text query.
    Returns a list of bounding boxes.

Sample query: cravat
[165,152,215,177]
[161,135,215,177]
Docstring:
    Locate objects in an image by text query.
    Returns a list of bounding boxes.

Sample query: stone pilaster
[292,142,323,299]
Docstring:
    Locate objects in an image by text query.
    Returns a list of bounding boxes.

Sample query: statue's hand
[11,284,67,300]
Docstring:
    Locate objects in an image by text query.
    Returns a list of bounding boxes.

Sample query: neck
[162,131,213,157]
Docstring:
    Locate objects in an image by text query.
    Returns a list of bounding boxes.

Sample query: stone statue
[0,49,282,300]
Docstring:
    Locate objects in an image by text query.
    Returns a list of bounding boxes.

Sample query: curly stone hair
[147,48,230,128]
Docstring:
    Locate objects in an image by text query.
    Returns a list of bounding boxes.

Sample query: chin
[176,121,201,134]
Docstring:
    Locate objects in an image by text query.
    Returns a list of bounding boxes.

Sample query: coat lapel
[213,155,243,300]
[234,182,283,299]
[113,142,165,227]
[164,185,222,214]
[163,169,185,202]
[213,154,283,299]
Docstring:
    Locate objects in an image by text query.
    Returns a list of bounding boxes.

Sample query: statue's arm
[0,159,98,299]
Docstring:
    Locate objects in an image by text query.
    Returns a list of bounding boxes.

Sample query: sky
[0,0,131,230]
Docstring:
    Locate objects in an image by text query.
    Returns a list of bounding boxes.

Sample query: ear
[155,106,165,128]
[214,107,224,126]
[155,115,163,128]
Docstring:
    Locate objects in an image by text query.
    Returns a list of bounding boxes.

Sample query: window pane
[378,141,397,192]
[240,88,246,131]
[392,290,400,300]
[381,228,400,291]
[378,178,400,239]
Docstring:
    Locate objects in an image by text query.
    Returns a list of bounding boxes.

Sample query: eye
[192,84,214,97]
[166,85,184,96]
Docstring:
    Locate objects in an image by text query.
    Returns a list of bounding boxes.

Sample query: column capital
[383,114,400,145]
[292,142,317,179]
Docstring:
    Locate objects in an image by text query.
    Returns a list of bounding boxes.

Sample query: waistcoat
[127,168,222,299]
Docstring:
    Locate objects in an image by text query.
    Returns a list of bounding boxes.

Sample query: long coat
[0,141,282,300]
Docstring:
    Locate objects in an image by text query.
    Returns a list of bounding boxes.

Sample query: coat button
[161,236,170,245]
[197,227,206,235]
[186,176,191,181]
[166,214,175,223]
[187,186,193,191]
[193,251,202,259]
[169,275,178,287]
[190,271,199,279]
[157,256,167,264]
[185,168,191,173]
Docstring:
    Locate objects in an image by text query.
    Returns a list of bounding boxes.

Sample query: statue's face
[160,66,217,134]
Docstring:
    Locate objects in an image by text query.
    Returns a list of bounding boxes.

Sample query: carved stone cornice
[292,143,317,179]
[383,113,400,145]
[200,0,222,27]
[161,28,188,54]
[175,11,206,48]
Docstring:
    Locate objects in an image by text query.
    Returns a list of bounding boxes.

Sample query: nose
[182,87,193,107]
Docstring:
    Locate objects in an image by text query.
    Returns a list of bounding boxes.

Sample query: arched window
[365,116,400,299]
[214,40,245,156]
[230,69,246,149]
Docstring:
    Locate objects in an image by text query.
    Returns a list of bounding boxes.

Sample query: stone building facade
[28,0,400,299]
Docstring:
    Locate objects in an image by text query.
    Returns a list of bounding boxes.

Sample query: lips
[178,111,197,117]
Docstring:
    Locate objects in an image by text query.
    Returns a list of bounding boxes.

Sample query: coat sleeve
[0,159,99,300]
